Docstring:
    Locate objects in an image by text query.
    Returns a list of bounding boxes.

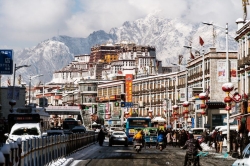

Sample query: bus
[62,118,79,131]
[8,105,50,133]
[125,117,151,143]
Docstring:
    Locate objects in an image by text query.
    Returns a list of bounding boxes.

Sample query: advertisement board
[126,74,133,115]
[217,60,237,83]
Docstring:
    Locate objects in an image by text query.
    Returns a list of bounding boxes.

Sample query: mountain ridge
[1,13,238,86]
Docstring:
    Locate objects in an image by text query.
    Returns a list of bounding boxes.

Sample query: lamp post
[173,105,179,129]
[10,64,30,112]
[199,92,208,128]
[183,46,205,92]
[203,22,231,153]
[202,22,229,82]
[29,74,43,105]
[222,83,234,153]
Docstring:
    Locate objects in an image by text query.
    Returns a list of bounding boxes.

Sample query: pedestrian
[237,132,244,158]
[242,130,249,150]
[97,128,106,146]
[166,131,172,146]
[216,131,224,153]
[212,129,218,152]
[172,132,177,147]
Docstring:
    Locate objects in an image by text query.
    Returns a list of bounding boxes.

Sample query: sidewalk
[200,143,235,160]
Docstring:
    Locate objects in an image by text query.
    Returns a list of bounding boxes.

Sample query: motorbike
[133,140,143,153]
[187,154,198,166]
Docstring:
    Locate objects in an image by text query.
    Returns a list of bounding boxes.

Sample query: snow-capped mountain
[2,12,238,85]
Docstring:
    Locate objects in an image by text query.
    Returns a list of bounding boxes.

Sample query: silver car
[109,131,128,147]
[232,143,250,166]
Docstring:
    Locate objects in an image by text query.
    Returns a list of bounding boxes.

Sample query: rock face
[4,12,238,85]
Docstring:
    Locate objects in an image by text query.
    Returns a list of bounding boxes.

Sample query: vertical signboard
[105,102,111,119]
[217,60,238,83]
[217,60,226,82]
[230,60,238,83]
[125,74,133,115]
[0,50,13,75]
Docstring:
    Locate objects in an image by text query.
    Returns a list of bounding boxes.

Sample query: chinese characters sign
[125,74,133,102]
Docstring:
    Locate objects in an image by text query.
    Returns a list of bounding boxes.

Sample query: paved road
[66,139,236,166]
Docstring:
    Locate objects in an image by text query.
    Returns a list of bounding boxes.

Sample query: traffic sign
[121,102,125,107]
[125,102,133,107]
[0,50,13,75]
[232,93,242,102]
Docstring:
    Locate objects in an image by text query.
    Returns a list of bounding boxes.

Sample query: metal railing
[0,131,97,166]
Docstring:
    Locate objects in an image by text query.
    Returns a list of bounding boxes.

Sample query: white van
[5,123,42,143]
[219,125,238,135]
[190,128,206,139]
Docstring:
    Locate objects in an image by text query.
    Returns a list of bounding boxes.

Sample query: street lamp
[202,22,229,82]
[10,64,30,112]
[183,45,205,92]
[12,64,30,99]
[203,22,231,153]
[29,74,43,105]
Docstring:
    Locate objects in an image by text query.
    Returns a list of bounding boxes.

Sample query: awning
[230,113,242,119]
[151,117,166,123]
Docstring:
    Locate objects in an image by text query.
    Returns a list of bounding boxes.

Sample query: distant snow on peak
[1,13,238,85]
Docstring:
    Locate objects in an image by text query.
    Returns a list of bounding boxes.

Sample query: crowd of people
[163,128,250,158]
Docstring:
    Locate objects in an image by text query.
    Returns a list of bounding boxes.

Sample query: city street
[54,138,236,166]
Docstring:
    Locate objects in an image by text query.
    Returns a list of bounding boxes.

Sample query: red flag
[190,52,195,59]
[199,36,204,46]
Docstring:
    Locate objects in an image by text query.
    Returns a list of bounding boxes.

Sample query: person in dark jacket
[97,128,106,146]
[182,133,202,166]
[216,131,224,153]
[242,130,249,150]
[231,130,238,153]
[237,132,244,157]
[212,129,218,152]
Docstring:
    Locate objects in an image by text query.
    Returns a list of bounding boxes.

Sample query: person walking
[172,132,177,147]
[237,132,244,158]
[166,131,172,146]
[97,128,106,146]
[212,129,218,152]
[216,131,224,153]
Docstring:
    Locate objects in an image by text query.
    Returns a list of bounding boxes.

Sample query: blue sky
[0,0,244,50]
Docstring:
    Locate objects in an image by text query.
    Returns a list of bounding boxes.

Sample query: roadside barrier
[0,131,98,166]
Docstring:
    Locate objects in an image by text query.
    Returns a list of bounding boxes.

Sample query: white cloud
[0,0,245,49]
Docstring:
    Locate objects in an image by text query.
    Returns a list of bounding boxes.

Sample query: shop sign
[248,100,250,113]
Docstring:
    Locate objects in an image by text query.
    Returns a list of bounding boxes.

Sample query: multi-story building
[235,18,250,132]
[187,47,238,129]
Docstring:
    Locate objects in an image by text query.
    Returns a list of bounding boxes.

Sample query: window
[212,114,227,127]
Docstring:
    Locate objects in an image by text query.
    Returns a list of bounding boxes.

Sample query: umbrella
[151,117,166,123]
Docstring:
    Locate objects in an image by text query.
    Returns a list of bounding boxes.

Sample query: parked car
[72,126,86,133]
[232,143,250,166]
[109,131,128,147]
